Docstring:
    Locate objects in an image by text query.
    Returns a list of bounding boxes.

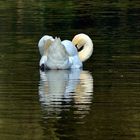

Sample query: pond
[0,0,140,140]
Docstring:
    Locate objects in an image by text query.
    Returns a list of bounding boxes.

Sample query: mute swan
[38,33,93,70]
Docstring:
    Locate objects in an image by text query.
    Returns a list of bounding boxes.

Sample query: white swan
[38,33,93,70]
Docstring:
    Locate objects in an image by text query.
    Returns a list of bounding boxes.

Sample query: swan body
[38,33,93,69]
[45,38,71,69]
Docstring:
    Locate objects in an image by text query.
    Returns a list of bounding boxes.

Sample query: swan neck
[79,40,93,62]
[72,33,93,62]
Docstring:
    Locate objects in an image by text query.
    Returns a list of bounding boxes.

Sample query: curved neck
[79,40,93,62]
[72,34,93,62]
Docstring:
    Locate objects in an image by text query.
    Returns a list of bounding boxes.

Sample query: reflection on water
[39,69,93,119]
[38,69,93,139]
[0,0,140,139]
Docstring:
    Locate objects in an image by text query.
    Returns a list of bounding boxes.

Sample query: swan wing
[61,40,78,56]
[62,40,82,68]
[38,35,54,56]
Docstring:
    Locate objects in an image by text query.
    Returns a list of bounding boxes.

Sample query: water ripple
[38,69,93,118]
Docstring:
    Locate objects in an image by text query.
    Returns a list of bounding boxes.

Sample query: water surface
[0,0,140,140]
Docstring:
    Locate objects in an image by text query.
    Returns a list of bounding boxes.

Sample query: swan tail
[46,37,70,69]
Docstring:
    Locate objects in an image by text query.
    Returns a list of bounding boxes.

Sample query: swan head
[72,33,93,62]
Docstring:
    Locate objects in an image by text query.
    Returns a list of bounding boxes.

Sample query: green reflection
[0,0,139,140]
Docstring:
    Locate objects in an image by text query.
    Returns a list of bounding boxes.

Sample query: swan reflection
[39,69,93,118]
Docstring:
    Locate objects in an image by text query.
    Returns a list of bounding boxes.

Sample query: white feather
[46,38,70,69]
[38,35,54,56]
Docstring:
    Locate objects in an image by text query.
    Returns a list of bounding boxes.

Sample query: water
[0,0,140,140]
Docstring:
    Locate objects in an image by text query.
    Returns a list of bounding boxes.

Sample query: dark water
[0,0,140,140]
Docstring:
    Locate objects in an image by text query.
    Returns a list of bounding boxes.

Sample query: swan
[38,33,93,70]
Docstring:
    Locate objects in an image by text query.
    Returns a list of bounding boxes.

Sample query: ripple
[38,69,94,118]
